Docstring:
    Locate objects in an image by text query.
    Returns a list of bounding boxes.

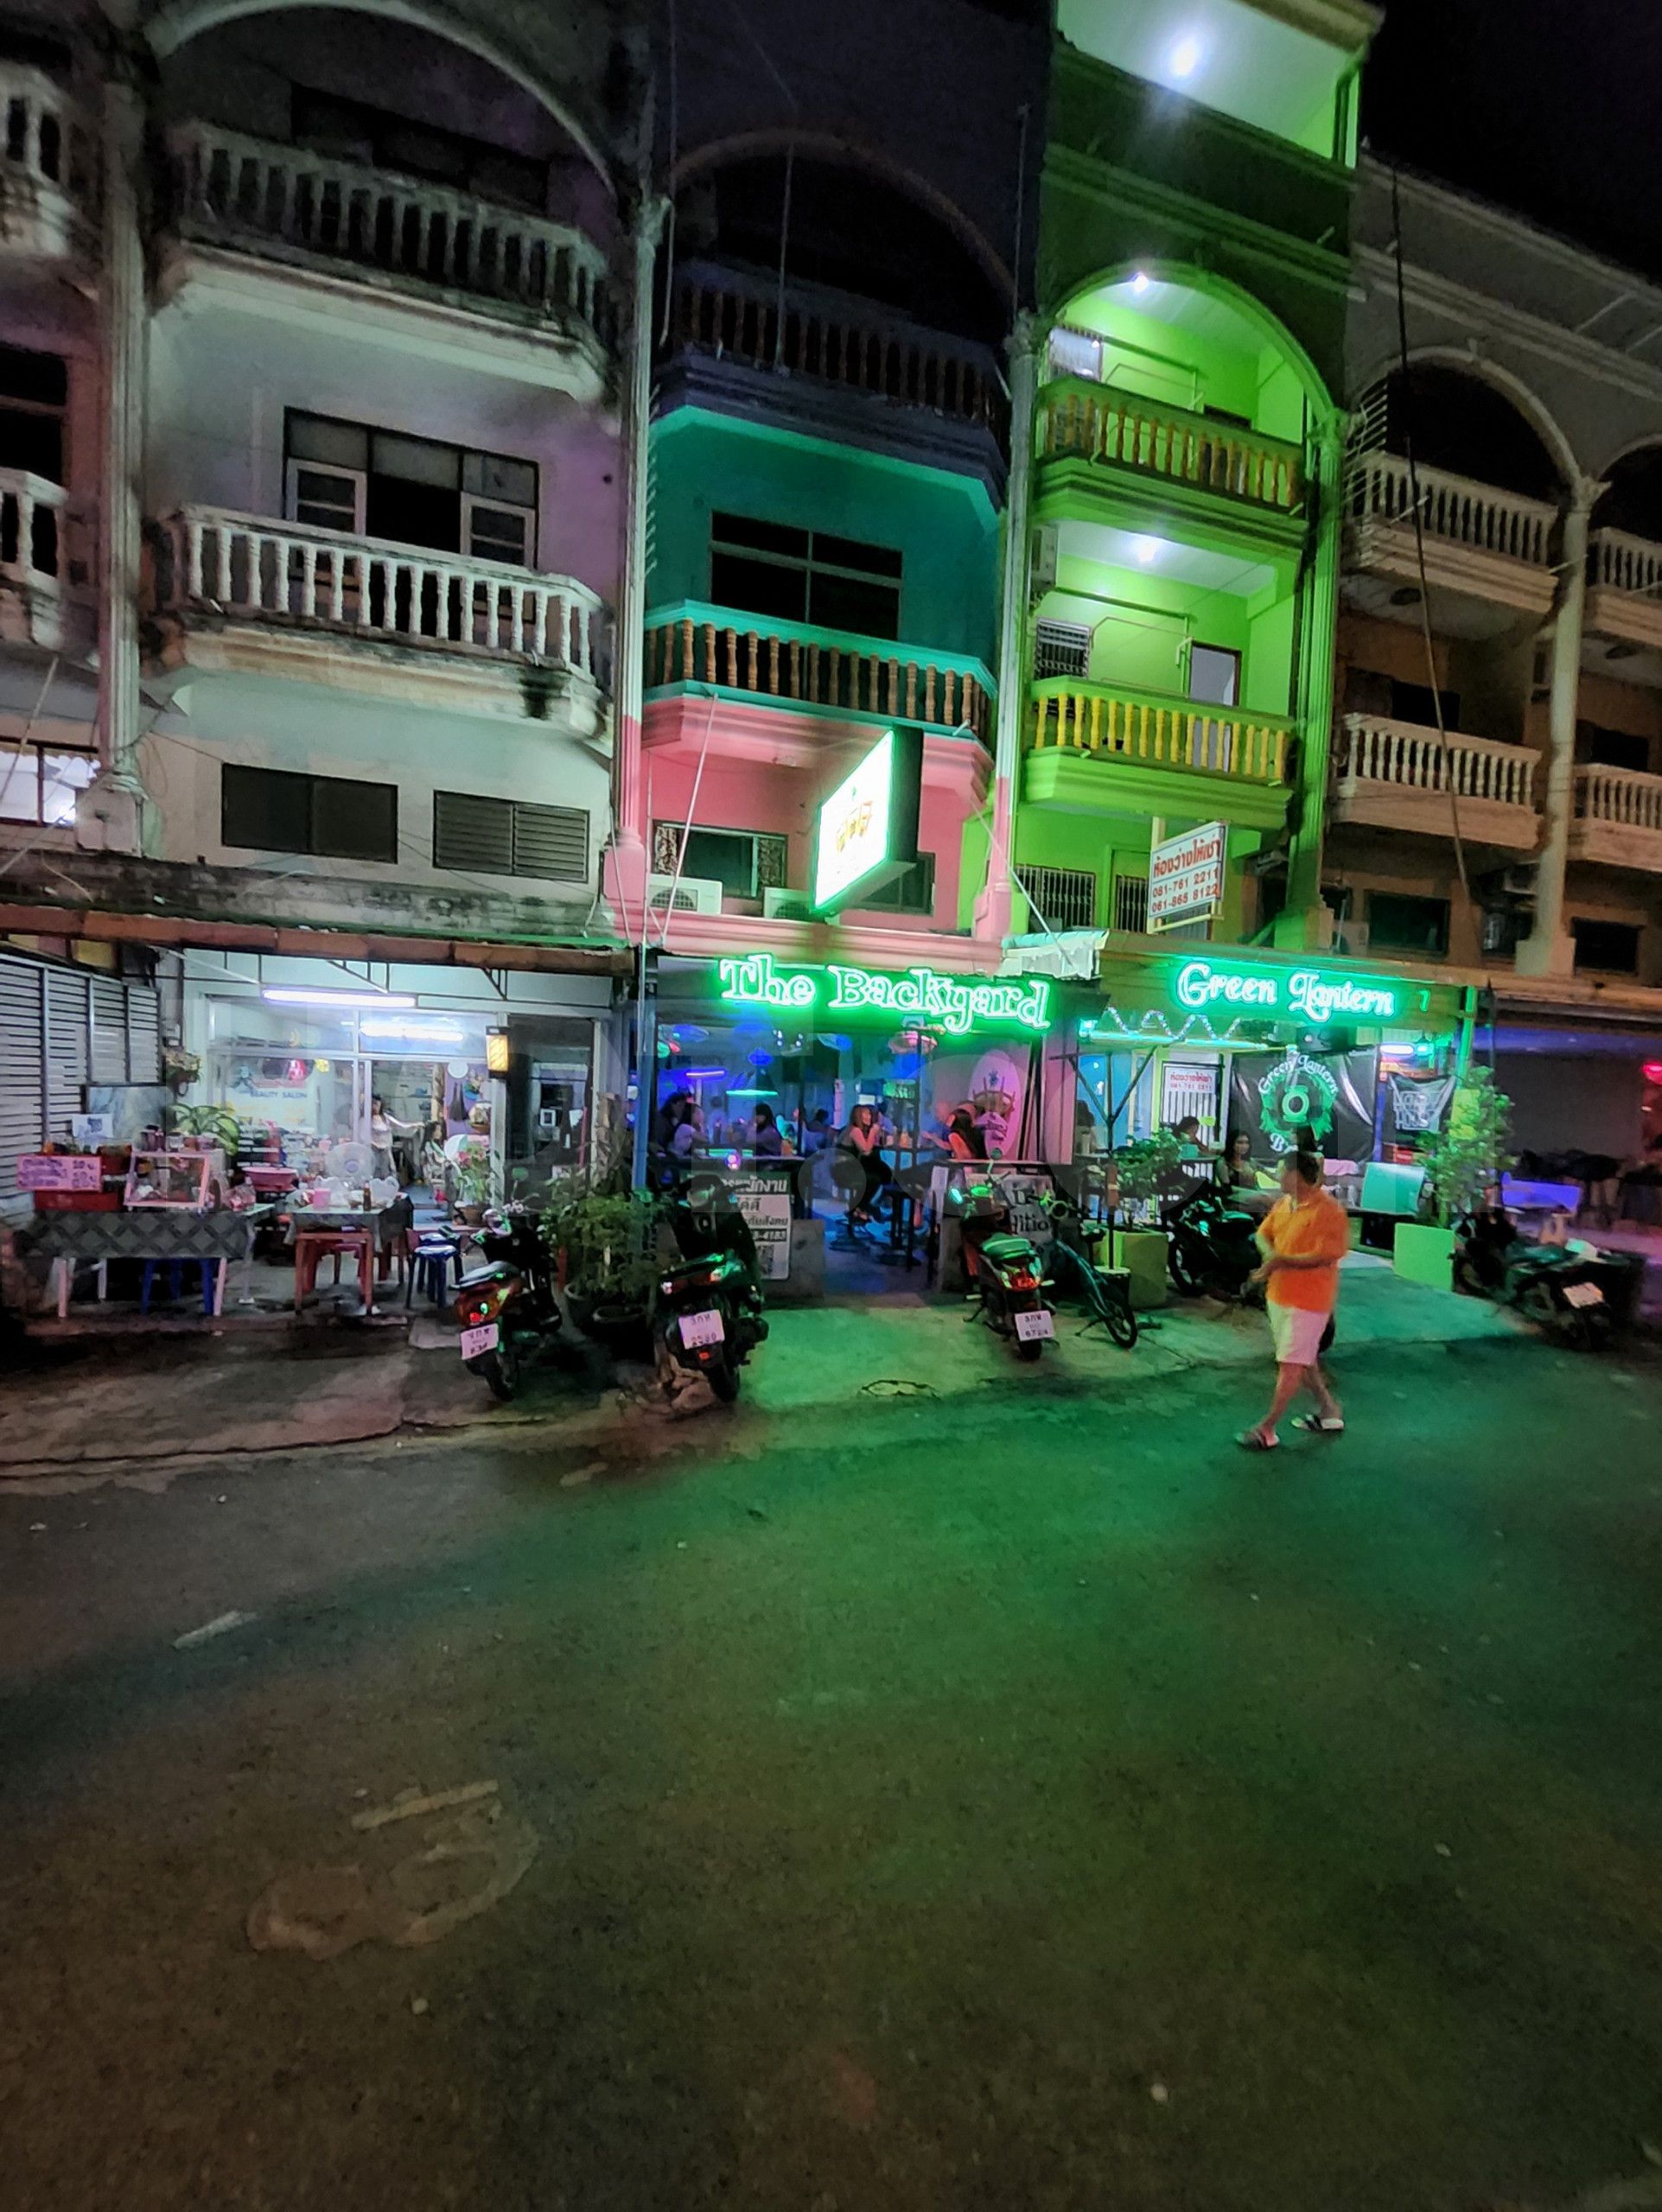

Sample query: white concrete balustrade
[1331,712,1539,849]
[1,63,94,208]
[169,121,612,344]
[1348,453,1556,567]
[156,508,603,679]
[1591,527,1662,599]
[0,468,87,649]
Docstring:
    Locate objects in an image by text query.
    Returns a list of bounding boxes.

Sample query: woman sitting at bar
[838,1103,892,1224]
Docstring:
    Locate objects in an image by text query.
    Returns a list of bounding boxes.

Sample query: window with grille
[653,821,788,898]
[1111,874,1149,933]
[861,853,937,913]
[434,791,589,881]
[709,513,902,640]
[1033,619,1092,681]
[1016,864,1097,931]
[222,765,398,864]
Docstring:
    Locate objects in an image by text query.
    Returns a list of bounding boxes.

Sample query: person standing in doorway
[368,1095,419,1184]
[1237,1150,1349,1451]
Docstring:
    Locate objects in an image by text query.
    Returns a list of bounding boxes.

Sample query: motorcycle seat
[979,1234,1037,1263]
[664,1252,747,1287]
[457,1261,517,1293]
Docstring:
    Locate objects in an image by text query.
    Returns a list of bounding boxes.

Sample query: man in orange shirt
[1238,1150,1350,1451]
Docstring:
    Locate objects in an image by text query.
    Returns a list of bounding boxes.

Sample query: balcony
[151,506,605,722]
[1330,714,1539,850]
[1,468,91,651]
[0,64,96,265]
[1344,453,1557,627]
[1566,764,1662,874]
[659,263,1006,478]
[1036,378,1304,526]
[165,121,613,387]
[645,601,994,742]
[1584,529,1662,681]
[1024,677,1294,830]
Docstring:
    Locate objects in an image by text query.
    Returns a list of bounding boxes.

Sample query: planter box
[1393,1222,1455,1290]
[1111,1227,1169,1310]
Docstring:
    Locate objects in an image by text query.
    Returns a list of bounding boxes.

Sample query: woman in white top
[367,1094,419,1183]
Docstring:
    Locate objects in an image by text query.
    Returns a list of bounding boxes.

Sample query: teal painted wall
[648,410,1001,664]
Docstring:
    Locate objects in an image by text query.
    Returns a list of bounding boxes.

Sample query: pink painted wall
[643,703,987,933]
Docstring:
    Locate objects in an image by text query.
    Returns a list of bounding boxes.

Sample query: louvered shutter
[45,969,90,1144]
[126,986,161,1083]
[433,791,513,873]
[91,976,128,1083]
[0,954,46,1207]
[510,802,588,882]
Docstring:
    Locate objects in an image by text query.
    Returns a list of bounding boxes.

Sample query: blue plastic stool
[406,1236,459,1310]
[139,1258,217,1316]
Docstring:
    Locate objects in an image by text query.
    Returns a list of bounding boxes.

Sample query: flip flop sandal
[1236,1428,1280,1451]
[1292,1415,1346,1434]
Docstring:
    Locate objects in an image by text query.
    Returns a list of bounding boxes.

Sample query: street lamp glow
[1167,33,1204,79]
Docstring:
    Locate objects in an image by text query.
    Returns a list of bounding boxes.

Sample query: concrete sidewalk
[747,1251,1528,1414]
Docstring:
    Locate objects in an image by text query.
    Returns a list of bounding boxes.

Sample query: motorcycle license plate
[1014,1307,1054,1343]
[459,1321,500,1360]
[1563,1281,1605,1310]
[679,1307,726,1349]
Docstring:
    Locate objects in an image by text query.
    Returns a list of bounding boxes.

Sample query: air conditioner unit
[1502,863,1538,902]
[762,887,814,921]
[1029,521,1059,602]
[1332,921,1369,957]
[646,873,724,916]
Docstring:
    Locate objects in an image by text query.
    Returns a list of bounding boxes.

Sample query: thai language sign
[1149,821,1226,929]
[17,1153,102,1191]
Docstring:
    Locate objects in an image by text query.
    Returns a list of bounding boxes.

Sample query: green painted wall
[1038,556,1296,715]
[648,409,1000,663]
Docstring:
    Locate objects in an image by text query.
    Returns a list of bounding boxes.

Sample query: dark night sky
[1363,0,1662,280]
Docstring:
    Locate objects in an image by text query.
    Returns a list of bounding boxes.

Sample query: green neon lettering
[717,954,1051,1033]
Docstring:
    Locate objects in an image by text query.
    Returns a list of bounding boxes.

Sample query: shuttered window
[0,952,162,1205]
[0,956,45,1207]
[222,765,398,864]
[432,791,589,882]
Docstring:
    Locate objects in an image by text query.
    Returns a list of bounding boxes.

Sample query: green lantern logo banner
[1256,1051,1339,1154]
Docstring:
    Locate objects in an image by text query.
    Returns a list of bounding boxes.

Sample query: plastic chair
[139,1258,218,1317]
[405,1233,461,1310]
[294,1228,375,1312]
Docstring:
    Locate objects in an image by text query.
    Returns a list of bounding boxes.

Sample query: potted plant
[543,1176,659,1352]
[451,1138,494,1221]
[1108,1130,1183,1309]
[1396,1068,1514,1288]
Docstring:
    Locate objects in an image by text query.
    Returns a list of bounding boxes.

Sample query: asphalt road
[4,1331,1662,2212]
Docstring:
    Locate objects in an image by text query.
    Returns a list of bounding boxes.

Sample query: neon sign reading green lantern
[1173,957,1403,1025]
[717,953,1052,1037]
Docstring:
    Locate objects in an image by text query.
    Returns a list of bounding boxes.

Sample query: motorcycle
[1040,1192,1139,1349]
[655,1172,769,1402]
[946,1173,1054,1361]
[1162,1182,1263,1302]
[454,1204,563,1401]
[1453,1205,1640,1351]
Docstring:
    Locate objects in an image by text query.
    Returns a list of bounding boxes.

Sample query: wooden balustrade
[1335,713,1538,809]
[1030,679,1292,784]
[169,120,613,343]
[665,267,1003,431]
[0,62,94,207]
[1348,452,1555,566]
[156,506,603,677]
[1037,382,1302,511]
[646,605,993,740]
[1575,762,1662,835]
[1591,526,1662,599]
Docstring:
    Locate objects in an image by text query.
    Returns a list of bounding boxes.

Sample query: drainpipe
[974,310,1041,948]
[604,191,670,930]
[1517,475,1597,979]
[1275,409,1346,948]
[80,45,147,857]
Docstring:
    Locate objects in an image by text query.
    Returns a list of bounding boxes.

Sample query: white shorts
[1269,1303,1330,1368]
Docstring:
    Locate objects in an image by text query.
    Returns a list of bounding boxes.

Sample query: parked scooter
[454,1204,562,1401]
[655,1172,769,1402]
[946,1174,1054,1360]
[1162,1181,1263,1302]
[1040,1192,1139,1349]
[1453,1204,1633,1352]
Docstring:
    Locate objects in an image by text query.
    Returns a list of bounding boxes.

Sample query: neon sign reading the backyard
[1172,958,1401,1025]
[716,953,1053,1036]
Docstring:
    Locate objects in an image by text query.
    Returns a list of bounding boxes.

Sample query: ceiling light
[1167,34,1204,79]
[1132,535,1162,565]
[358,1016,466,1042]
[261,987,417,1010]
[1130,270,1152,296]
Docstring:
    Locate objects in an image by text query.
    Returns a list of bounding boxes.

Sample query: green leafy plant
[450,1137,494,1211]
[1112,1130,1183,1217]
[542,1182,659,1311]
[1418,1068,1514,1224]
[169,1101,241,1158]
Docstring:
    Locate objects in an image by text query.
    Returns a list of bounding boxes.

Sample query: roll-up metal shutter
[127,987,161,1083]
[91,976,129,1084]
[45,968,89,1145]
[0,954,47,1206]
